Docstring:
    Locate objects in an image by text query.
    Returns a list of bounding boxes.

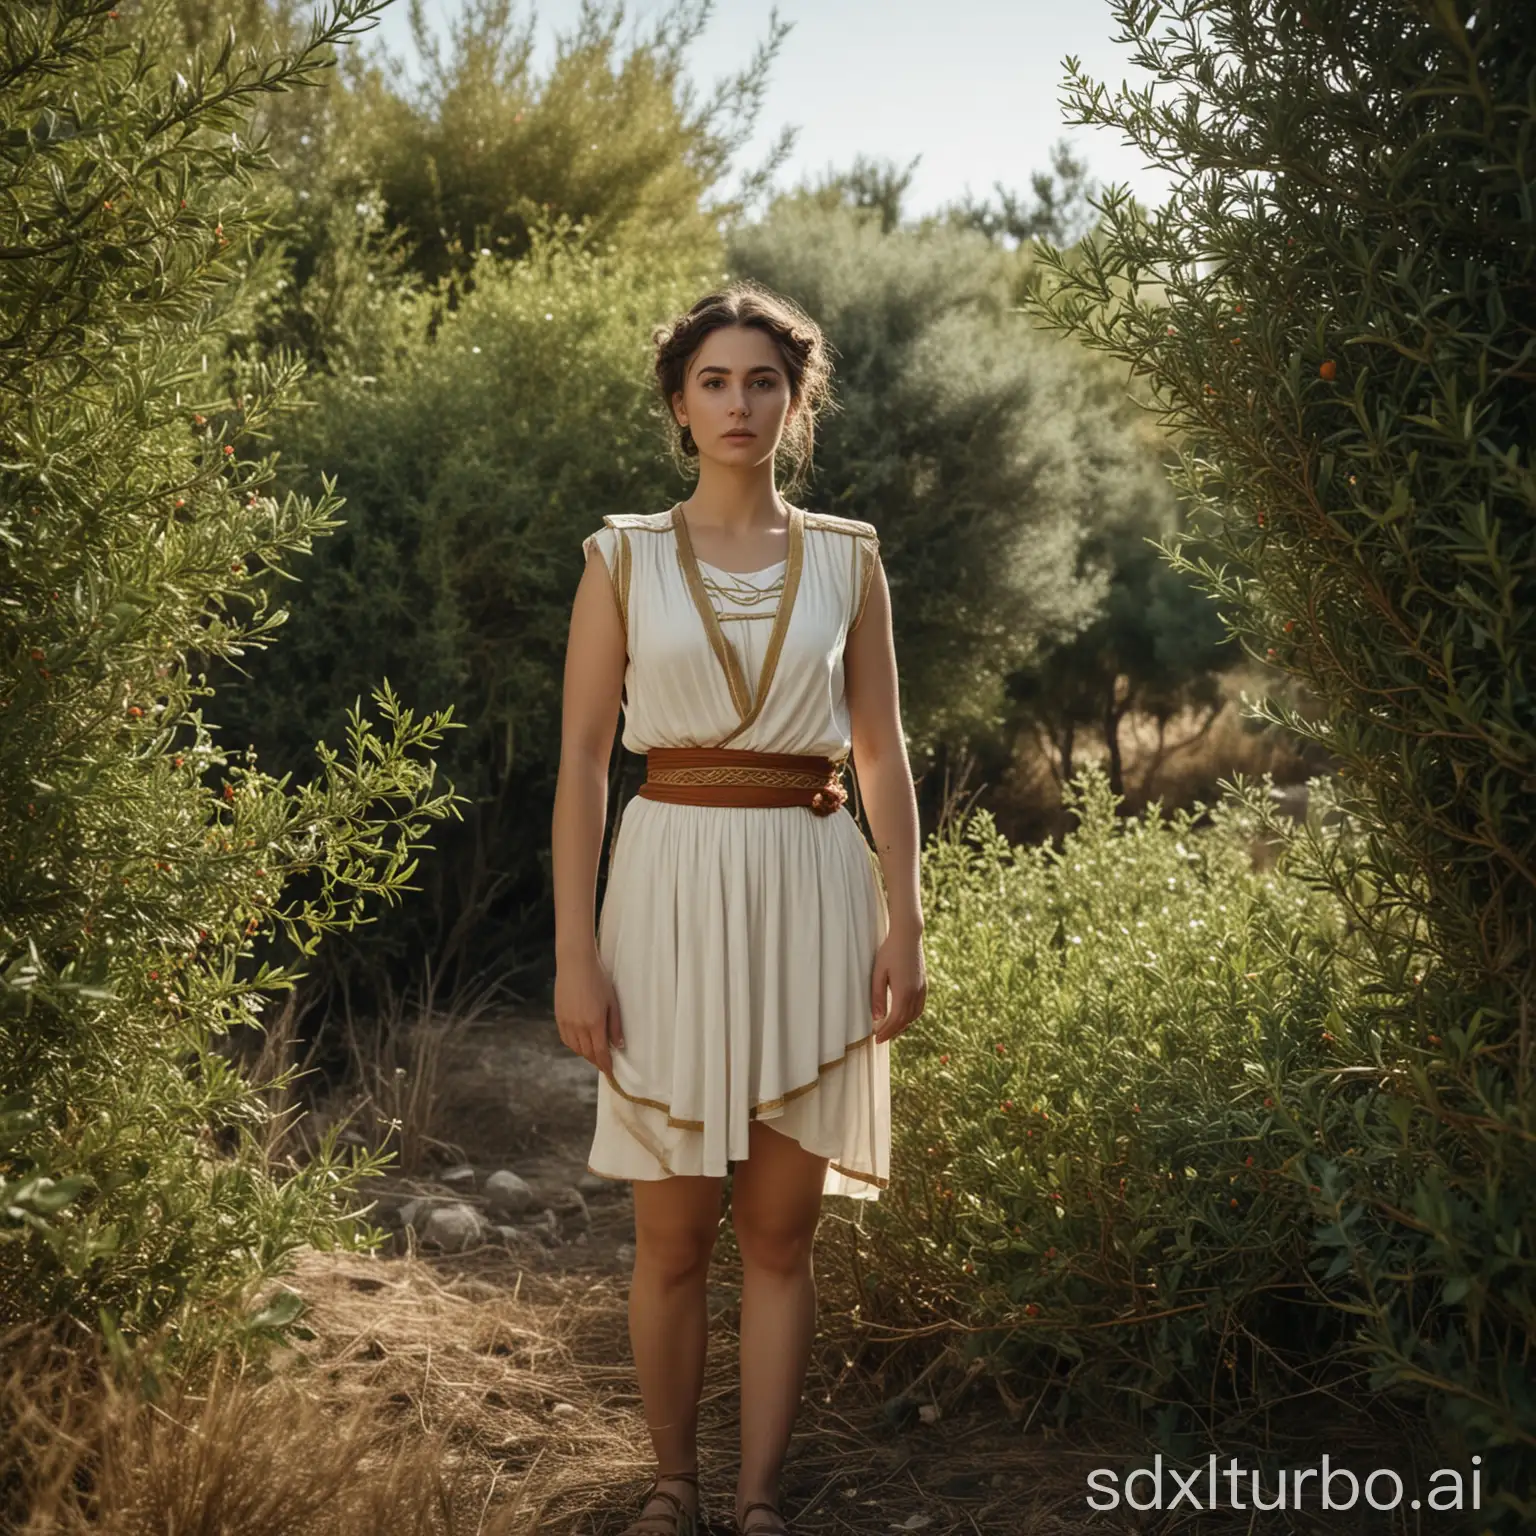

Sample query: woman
[552,281,926,1536]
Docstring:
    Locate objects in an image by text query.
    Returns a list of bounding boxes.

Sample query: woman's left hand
[871,924,926,1044]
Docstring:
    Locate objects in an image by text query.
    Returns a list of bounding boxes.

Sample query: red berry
[1319,360,1337,381]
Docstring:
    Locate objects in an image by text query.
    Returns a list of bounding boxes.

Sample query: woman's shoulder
[597,507,677,534]
[800,509,878,541]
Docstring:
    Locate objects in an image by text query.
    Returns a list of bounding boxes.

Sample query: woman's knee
[732,1208,816,1277]
[634,1202,720,1284]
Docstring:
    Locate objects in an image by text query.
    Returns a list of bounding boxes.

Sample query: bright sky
[350,0,1174,218]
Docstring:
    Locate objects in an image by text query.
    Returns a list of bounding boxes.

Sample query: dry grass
[0,1239,1432,1536]
[0,1239,1099,1536]
[0,1250,647,1536]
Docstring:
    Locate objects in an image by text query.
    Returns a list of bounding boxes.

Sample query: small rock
[550,1402,578,1417]
[576,1171,610,1196]
[406,1200,442,1236]
[917,1403,940,1425]
[422,1202,485,1253]
[520,1208,559,1244]
[615,1242,636,1267]
[493,1224,538,1251]
[550,1186,590,1231]
[573,1230,589,1245]
[440,1164,477,1189]
[485,1169,535,1218]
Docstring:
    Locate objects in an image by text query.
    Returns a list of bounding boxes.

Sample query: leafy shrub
[832,767,1367,1442]
[1025,2,1535,1523]
[729,200,1163,758]
[0,0,458,1356]
[218,230,722,1000]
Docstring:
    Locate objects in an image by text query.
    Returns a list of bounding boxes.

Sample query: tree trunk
[1104,686,1126,799]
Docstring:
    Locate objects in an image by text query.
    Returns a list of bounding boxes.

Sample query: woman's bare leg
[729,1120,829,1527]
[626,1170,724,1528]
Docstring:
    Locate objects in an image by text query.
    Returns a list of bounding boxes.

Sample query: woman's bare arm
[844,552,924,946]
[551,545,627,1070]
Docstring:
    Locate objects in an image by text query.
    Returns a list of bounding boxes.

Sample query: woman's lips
[723,430,756,439]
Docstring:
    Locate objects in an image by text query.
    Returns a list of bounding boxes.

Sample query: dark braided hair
[653,281,834,495]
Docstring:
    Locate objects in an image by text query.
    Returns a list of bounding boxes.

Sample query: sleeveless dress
[579,502,891,1198]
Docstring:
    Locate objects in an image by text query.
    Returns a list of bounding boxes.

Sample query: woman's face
[671,323,797,469]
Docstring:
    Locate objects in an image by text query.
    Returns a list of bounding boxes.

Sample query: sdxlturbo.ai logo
[1086,1454,1483,1514]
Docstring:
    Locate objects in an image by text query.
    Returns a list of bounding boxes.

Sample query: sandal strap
[626,1472,701,1535]
[740,1500,788,1534]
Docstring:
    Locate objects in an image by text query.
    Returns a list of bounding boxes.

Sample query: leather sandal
[739,1499,790,1535]
[621,1470,702,1536]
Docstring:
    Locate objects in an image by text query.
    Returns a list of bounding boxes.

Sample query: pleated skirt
[586,794,891,1199]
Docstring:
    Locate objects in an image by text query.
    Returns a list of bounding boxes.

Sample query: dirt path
[296,1009,1410,1536]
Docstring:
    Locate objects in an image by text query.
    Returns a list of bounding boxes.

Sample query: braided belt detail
[638,746,849,816]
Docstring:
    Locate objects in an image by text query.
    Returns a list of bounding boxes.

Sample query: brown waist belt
[637,746,849,816]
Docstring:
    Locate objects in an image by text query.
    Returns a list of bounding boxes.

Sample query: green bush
[0,0,459,1359]
[1026,1,1535,1522]
[835,766,1364,1440]
[218,231,721,998]
[729,200,1158,759]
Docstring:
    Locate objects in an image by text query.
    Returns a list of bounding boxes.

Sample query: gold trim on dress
[585,1158,889,1189]
[829,1161,889,1189]
[601,1029,875,1130]
[617,528,632,637]
[672,502,805,744]
[851,535,878,633]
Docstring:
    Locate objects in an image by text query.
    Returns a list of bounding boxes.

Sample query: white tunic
[579,502,891,1197]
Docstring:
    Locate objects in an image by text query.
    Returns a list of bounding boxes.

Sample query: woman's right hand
[554,952,624,1076]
